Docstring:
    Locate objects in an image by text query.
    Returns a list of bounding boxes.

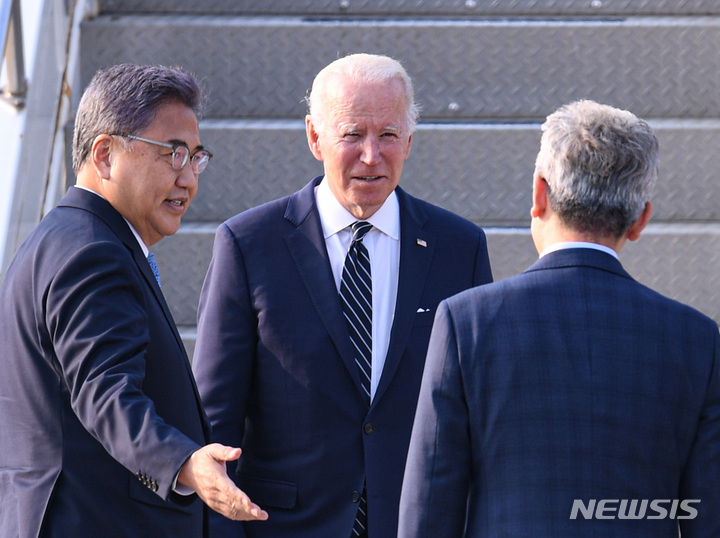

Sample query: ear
[530,173,549,219]
[305,115,323,161]
[626,201,653,242]
[91,134,114,180]
[404,133,413,160]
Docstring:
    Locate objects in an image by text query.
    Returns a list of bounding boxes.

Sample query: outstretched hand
[178,443,269,522]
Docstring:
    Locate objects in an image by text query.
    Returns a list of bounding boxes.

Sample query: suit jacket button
[363,422,374,434]
[352,491,362,503]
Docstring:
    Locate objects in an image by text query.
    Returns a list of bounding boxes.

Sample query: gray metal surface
[99,0,720,16]
[160,224,720,357]
[191,119,720,225]
[81,16,720,120]
[78,4,720,360]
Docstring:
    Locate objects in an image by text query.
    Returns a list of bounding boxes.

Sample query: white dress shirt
[540,240,619,259]
[315,178,401,401]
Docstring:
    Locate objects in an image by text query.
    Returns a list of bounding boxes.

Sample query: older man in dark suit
[192,53,493,537]
[0,64,266,537]
[399,99,720,537]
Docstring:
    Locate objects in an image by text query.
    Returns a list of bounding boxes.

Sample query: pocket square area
[417,307,430,313]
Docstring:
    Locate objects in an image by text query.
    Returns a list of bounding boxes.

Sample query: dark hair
[72,64,204,172]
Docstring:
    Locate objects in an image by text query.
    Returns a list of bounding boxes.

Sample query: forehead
[142,100,200,144]
[323,76,407,129]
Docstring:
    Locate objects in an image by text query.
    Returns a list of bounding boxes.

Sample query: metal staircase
[77,1,720,356]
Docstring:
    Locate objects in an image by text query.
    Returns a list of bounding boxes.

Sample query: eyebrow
[167,138,206,151]
[340,125,401,133]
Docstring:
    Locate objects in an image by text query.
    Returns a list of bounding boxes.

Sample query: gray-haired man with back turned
[400,99,720,537]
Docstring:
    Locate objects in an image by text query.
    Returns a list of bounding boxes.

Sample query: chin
[159,222,182,238]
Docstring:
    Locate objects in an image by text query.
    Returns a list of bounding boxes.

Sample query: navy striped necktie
[340,221,373,404]
[339,221,372,538]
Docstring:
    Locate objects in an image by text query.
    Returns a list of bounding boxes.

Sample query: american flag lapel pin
[416,238,427,247]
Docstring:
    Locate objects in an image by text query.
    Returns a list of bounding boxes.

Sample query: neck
[533,217,624,255]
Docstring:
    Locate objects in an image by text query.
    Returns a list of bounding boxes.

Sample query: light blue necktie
[147,252,161,287]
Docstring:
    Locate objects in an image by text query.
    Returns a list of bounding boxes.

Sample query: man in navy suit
[0,64,266,537]
[399,99,720,537]
[192,53,493,537]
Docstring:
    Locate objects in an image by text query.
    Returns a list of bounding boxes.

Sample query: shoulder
[222,195,290,233]
[440,269,536,322]
[25,204,125,264]
[637,280,718,333]
[21,200,140,284]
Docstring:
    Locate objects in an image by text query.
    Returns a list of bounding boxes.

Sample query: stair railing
[1,0,27,109]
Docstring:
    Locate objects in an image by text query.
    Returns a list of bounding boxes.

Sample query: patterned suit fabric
[399,248,720,537]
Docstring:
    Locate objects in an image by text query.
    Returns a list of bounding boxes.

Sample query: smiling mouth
[355,176,381,182]
[167,200,185,208]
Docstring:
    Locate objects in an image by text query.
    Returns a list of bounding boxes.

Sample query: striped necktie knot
[350,221,373,244]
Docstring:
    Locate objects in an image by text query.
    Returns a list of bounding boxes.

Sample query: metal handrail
[1,0,27,109]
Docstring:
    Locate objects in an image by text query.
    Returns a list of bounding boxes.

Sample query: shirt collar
[315,177,400,240]
[540,241,618,259]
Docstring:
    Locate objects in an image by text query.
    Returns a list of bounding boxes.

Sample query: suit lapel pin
[416,238,427,247]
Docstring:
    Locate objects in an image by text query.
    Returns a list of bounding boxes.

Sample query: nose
[359,137,381,165]
[176,162,199,189]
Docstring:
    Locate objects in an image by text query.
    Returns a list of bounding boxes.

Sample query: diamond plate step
[99,0,720,16]
[190,119,720,225]
[77,6,720,360]
[81,15,720,120]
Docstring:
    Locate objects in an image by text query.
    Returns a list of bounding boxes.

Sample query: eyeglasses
[112,133,213,174]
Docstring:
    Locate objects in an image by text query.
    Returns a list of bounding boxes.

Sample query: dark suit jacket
[0,187,211,537]
[399,248,720,537]
[193,176,493,537]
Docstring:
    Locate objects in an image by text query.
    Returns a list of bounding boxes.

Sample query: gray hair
[72,64,204,173]
[306,53,420,133]
[534,99,659,238]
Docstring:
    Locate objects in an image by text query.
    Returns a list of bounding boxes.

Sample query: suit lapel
[59,188,210,436]
[283,178,368,400]
[374,189,434,404]
[131,247,186,352]
[67,189,187,355]
[129,247,212,436]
